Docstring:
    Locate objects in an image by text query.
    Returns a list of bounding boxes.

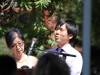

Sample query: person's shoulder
[48,47,57,51]
[28,55,38,65]
[72,47,81,55]
[68,44,82,56]
[29,55,38,60]
[27,55,38,68]
[42,47,57,54]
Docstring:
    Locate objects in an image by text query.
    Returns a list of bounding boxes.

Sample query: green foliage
[1,0,99,55]
[19,1,32,10]
[0,38,12,55]
[91,0,100,48]
[46,38,57,46]
[0,0,84,56]
[34,0,51,9]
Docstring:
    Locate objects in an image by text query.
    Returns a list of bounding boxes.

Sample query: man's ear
[69,34,73,39]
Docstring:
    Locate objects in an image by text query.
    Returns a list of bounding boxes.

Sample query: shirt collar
[56,44,71,52]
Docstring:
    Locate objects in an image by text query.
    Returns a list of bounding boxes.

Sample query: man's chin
[56,40,61,43]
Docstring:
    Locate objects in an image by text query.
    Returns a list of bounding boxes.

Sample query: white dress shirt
[49,44,83,75]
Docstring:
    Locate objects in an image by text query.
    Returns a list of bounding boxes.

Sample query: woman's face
[10,33,24,56]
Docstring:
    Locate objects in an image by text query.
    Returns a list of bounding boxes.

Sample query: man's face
[54,24,73,46]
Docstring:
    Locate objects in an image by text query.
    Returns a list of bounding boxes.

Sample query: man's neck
[57,43,69,48]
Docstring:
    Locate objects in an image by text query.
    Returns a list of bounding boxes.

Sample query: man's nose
[55,30,60,34]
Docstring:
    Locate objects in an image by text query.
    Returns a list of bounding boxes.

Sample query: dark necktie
[55,48,76,58]
[56,48,66,61]
[57,48,62,53]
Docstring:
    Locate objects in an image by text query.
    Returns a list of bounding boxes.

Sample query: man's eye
[60,28,64,31]
[55,28,59,30]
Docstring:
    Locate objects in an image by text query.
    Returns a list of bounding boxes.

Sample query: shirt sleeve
[69,54,83,75]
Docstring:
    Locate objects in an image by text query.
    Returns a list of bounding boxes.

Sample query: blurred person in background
[70,38,82,54]
[0,55,18,75]
[34,53,70,75]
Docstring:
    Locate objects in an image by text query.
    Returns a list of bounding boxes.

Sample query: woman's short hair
[5,28,25,48]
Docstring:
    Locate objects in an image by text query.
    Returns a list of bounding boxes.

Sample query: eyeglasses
[10,41,24,49]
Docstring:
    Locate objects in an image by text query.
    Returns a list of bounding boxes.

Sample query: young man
[48,18,83,75]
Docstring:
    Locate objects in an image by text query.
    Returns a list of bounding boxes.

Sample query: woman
[5,28,38,68]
